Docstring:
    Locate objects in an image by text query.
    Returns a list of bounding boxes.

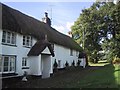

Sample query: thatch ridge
[1,3,83,52]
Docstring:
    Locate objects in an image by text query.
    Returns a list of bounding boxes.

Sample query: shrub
[65,61,69,67]
[72,60,75,66]
[53,59,58,69]
[77,60,81,66]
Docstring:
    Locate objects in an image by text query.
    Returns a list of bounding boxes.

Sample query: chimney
[42,12,51,26]
[68,31,73,38]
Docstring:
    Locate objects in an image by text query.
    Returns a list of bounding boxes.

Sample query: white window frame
[0,56,16,74]
[2,30,16,45]
[22,57,27,67]
[23,35,32,47]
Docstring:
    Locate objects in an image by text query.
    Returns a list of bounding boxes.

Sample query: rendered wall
[52,44,79,69]
[29,55,41,76]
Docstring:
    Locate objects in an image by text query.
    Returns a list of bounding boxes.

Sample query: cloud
[52,25,66,33]
[66,22,74,31]
[52,22,74,36]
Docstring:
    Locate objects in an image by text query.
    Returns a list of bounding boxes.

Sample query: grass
[69,61,120,88]
[2,61,120,88]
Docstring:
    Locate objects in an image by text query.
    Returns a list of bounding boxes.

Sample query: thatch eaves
[1,3,83,52]
[28,40,55,57]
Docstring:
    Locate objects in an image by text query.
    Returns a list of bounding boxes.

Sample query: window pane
[7,32,11,43]
[30,37,32,46]
[23,36,26,45]
[22,58,27,67]
[3,57,9,72]
[11,33,16,44]
[4,66,8,72]
[10,57,15,71]
[4,57,9,66]
[2,31,6,43]
[0,58,2,72]
[70,49,73,56]
[26,36,30,46]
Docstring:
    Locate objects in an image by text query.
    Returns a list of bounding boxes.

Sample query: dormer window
[23,35,32,47]
[2,30,16,45]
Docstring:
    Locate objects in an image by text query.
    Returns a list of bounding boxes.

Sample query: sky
[2,1,95,35]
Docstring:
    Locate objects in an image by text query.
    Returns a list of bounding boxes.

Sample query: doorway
[41,54,51,78]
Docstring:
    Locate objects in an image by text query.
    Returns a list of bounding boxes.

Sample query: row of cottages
[0,3,86,78]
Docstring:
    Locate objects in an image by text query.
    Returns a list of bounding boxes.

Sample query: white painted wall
[0,29,84,77]
[51,44,79,70]
[42,47,51,54]
[28,55,41,76]
[1,29,37,76]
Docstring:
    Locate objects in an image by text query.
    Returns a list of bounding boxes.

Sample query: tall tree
[71,1,120,63]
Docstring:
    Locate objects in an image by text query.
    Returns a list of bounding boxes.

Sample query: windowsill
[2,43,17,47]
[22,67,29,69]
[23,45,31,48]
[1,73,18,77]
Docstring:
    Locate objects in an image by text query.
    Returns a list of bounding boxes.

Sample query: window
[23,35,32,47]
[22,57,27,67]
[0,57,2,72]
[70,49,73,56]
[2,31,16,45]
[58,60,61,68]
[0,56,16,73]
[76,51,79,56]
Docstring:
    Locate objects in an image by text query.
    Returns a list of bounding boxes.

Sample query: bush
[53,59,58,69]
[77,60,81,66]
[72,60,75,66]
[65,61,69,67]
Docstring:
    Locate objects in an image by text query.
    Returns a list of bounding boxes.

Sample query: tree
[71,1,120,63]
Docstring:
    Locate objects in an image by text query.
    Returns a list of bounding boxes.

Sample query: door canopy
[27,40,55,57]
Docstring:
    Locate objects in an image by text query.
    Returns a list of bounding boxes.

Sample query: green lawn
[67,63,120,88]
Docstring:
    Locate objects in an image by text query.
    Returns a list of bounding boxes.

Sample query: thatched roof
[28,40,55,57]
[1,3,83,52]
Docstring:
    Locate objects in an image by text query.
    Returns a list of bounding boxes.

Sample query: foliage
[112,56,120,64]
[53,59,58,68]
[77,60,81,66]
[71,1,120,63]
[72,60,75,66]
[65,61,69,67]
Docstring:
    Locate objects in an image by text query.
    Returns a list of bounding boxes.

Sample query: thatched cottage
[0,3,86,78]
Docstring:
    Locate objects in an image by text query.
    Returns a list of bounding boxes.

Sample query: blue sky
[2,2,94,35]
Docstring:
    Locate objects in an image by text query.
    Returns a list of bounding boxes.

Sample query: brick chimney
[42,12,51,26]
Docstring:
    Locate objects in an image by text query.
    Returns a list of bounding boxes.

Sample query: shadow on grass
[73,64,120,88]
